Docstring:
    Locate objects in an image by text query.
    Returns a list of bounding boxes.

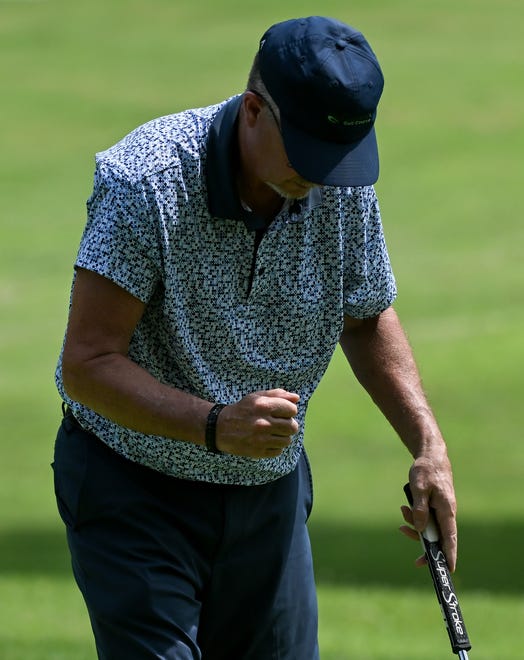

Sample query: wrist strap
[205,403,226,454]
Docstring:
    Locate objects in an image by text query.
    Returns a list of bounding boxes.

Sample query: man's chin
[265,181,312,201]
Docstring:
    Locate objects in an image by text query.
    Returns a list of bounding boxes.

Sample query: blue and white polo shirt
[56,95,397,485]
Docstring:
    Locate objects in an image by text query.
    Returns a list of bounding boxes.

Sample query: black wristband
[205,403,226,454]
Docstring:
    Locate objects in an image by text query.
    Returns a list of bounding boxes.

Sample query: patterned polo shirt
[56,95,397,485]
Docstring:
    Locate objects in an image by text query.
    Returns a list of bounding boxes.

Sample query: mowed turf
[1,0,523,658]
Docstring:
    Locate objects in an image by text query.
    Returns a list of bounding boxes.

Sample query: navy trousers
[53,414,319,659]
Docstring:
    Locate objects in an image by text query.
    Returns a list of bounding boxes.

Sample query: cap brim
[280,118,380,187]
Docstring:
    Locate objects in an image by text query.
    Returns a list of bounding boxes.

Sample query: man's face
[249,94,318,200]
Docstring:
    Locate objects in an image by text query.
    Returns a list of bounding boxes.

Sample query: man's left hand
[399,454,457,572]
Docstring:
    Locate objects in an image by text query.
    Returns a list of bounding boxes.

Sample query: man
[53,16,458,660]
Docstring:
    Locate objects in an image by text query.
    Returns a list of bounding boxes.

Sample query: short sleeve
[342,186,397,319]
[75,160,161,302]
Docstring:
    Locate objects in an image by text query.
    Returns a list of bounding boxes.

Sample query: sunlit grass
[1,0,522,657]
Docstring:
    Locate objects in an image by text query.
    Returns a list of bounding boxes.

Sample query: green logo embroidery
[327,114,372,127]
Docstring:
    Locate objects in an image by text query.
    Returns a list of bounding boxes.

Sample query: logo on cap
[327,114,373,127]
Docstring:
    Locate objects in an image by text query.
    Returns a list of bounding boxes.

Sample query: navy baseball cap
[258,16,384,186]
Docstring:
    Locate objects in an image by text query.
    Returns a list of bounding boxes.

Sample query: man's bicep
[64,267,146,361]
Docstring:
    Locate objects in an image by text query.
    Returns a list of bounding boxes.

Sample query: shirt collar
[206,95,323,231]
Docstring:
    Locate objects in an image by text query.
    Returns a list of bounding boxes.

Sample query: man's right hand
[215,389,300,458]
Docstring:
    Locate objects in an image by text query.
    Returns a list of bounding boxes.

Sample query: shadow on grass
[0,527,71,576]
[309,518,524,595]
[1,520,522,595]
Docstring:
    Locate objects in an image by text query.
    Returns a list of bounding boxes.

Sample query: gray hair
[246,53,281,122]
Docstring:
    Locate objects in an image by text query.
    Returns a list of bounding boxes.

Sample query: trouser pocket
[300,447,314,521]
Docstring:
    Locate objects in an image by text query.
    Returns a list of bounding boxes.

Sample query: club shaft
[458,651,469,660]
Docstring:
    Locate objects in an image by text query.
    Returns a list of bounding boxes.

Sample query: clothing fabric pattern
[55,95,397,485]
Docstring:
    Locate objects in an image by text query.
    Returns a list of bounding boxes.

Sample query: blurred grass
[1,0,523,657]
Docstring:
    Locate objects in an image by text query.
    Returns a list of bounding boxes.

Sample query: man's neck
[236,170,285,221]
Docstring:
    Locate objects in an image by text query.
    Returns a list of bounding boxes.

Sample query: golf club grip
[404,484,471,654]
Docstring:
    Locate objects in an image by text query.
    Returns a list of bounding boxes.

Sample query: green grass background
[1,0,522,657]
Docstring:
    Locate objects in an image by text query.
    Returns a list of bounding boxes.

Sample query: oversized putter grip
[404,484,471,656]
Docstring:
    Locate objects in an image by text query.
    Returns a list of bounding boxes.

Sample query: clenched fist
[215,389,300,458]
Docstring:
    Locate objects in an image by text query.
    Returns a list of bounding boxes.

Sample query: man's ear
[242,91,264,128]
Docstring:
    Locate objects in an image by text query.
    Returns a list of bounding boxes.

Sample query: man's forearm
[62,352,212,443]
[62,351,299,459]
[340,306,458,570]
